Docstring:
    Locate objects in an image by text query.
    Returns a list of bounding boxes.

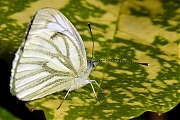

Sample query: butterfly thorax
[68,60,99,91]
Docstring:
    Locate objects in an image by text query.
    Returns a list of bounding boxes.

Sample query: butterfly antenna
[88,23,94,59]
[96,59,149,66]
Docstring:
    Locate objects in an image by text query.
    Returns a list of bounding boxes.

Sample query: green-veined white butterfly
[10,7,100,101]
[10,8,148,108]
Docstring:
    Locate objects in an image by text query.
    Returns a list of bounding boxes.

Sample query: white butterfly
[10,8,100,104]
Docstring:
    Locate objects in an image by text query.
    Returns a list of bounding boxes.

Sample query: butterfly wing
[10,8,87,101]
[25,8,86,58]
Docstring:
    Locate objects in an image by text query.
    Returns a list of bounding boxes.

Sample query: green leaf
[0,0,179,119]
[0,106,19,119]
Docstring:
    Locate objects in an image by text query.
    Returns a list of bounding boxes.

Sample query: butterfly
[10,8,101,106]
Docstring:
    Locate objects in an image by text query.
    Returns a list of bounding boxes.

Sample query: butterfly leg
[87,80,107,107]
[89,80,104,93]
[57,86,73,109]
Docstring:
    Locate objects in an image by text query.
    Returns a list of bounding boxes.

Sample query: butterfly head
[85,59,99,76]
[87,59,99,69]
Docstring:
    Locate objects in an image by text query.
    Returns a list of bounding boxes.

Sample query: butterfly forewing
[10,8,88,101]
[30,8,86,58]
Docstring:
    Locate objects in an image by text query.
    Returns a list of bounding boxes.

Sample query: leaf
[0,106,19,119]
[0,0,179,119]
